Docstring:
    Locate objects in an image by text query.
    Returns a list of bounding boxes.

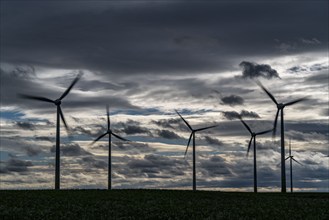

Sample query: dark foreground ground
[0,190,328,219]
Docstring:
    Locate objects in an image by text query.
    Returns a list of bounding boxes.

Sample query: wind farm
[1,1,328,219]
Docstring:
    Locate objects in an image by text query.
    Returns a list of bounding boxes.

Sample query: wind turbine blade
[292,158,303,166]
[285,156,290,161]
[112,132,130,142]
[246,136,253,157]
[256,80,278,105]
[18,94,54,103]
[256,129,273,136]
[272,109,280,139]
[195,125,217,132]
[59,72,83,100]
[289,139,291,156]
[184,133,193,157]
[106,104,110,130]
[239,118,252,134]
[58,106,69,131]
[284,98,307,106]
[175,110,192,131]
[90,132,108,145]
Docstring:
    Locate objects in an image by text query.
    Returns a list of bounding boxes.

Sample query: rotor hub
[54,99,61,105]
[277,103,284,109]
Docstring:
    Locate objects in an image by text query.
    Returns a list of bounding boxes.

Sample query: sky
[0,0,328,192]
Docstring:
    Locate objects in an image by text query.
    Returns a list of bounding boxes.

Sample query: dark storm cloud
[222,110,260,120]
[239,61,280,79]
[156,129,181,139]
[50,143,91,156]
[1,1,327,75]
[0,158,33,174]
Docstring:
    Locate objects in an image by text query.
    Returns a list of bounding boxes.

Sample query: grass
[0,189,328,219]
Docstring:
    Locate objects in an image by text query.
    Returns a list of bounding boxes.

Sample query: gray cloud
[1,2,327,76]
[0,68,138,113]
[15,121,36,130]
[156,129,181,140]
[0,158,33,174]
[25,146,42,157]
[34,136,55,142]
[80,156,107,170]
[203,136,224,146]
[50,143,91,156]
[300,38,322,45]
[200,156,232,176]
[220,95,244,106]
[222,110,260,120]
[113,142,155,154]
[120,125,151,136]
[118,154,187,178]
[152,118,182,129]
[239,61,280,79]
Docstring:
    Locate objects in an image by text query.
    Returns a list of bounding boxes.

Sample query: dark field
[1,190,328,219]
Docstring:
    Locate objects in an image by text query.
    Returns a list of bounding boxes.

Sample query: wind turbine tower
[239,117,272,193]
[256,81,306,193]
[91,105,129,190]
[19,72,83,190]
[286,138,302,193]
[175,110,217,191]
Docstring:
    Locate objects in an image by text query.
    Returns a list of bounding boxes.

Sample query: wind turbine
[239,117,272,193]
[19,72,83,190]
[286,138,302,193]
[91,105,129,190]
[256,81,306,193]
[175,110,217,191]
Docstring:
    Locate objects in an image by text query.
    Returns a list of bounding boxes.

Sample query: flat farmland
[1,190,328,219]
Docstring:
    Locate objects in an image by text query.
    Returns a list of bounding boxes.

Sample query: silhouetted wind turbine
[286,138,302,193]
[19,72,83,190]
[256,80,306,193]
[91,105,129,190]
[175,110,217,191]
[239,117,272,193]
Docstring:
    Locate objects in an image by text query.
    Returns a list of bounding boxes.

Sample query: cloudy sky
[0,0,328,192]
